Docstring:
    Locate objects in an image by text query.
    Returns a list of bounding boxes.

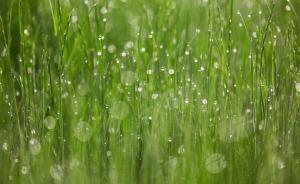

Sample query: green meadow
[0,0,300,183]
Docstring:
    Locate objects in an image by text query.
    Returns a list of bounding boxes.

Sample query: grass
[0,0,300,183]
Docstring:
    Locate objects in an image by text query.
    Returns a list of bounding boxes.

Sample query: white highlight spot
[29,138,41,155]
[295,83,300,92]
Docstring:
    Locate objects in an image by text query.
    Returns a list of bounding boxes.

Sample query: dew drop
[73,121,92,142]
[278,160,285,169]
[146,69,152,75]
[214,62,220,69]
[168,69,175,75]
[29,138,41,155]
[152,93,159,100]
[77,82,89,96]
[137,87,143,92]
[71,15,78,23]
[205,153,227,174]
[2,142,8,151]
[295,83,300,92]
[50,165,64,182]
[21,166,29,175]
[177,145,185,155]
[107,150,112,157]
[69,158,80,170]
[101,7,108,14]
[140,48,146,52]
[200,66,205,72]
[109,101,129,120]
[43,116,56,130]
[202,99,208,105]
[108,45,116,53]
[121,52,126,57]
[24,29,29,36]
[125,41,134,49]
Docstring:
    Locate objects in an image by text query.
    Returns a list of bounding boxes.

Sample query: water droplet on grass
[140,48,146,52]
[146,69,152,75]
[73,121,92,142]
[152,93,159,100]
[168,69,175,75]
[21,166,29,175]
[77,82,89,96]
[277,160,285,169]
[24,29,29,36]
[202,99,208,105]
[205,153,227,174]
[137,87,143,92]
[125,41,134,49]
[107,150,112,157]
[43,116,56,130]
[109,101,129,120]
[69,158,80,170]
[108,45,116,53]
[2,142,8,151]
[121,52,126,57]
[29,138,41,155]
[71,15,78,23]
[200,66,205,72]
[295,83,300,92]
[178,145,185,155]
[50,165,64,182]
[214,62,220,69]
[101,7,108,14]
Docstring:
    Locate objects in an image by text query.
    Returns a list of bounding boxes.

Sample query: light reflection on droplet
[29,138,41,155]
[295,83,300,92]
[21,166,29,175]
[43,116,56,130]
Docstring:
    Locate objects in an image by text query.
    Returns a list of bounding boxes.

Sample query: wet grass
[0,0,300,183]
